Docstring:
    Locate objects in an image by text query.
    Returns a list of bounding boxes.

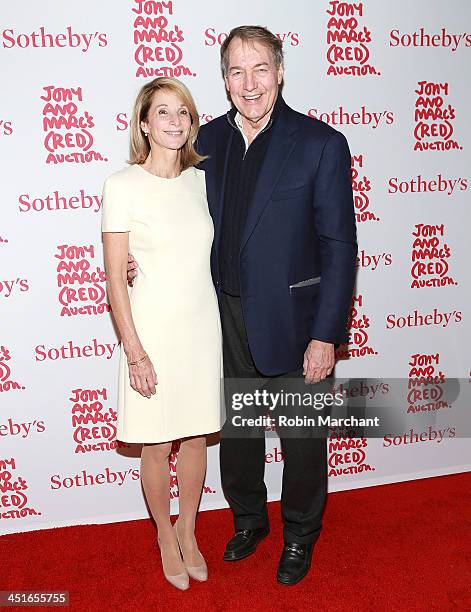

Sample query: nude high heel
[174,520,208,582]
[157,537,190,591]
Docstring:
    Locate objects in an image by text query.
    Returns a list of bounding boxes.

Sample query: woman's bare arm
[103,232,157,398]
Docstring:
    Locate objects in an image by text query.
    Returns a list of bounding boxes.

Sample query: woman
[101,77,222,591]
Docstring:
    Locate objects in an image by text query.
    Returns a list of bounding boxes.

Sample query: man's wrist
[309,338,334,346]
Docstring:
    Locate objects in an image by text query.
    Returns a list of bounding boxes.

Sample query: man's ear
[277,64,284,85]
[224,75,230,92]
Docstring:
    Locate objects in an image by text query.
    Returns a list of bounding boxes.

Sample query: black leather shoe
[276,542,313,585]
[223,526,270,561]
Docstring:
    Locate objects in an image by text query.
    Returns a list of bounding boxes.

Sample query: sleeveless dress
[101,164,223,443]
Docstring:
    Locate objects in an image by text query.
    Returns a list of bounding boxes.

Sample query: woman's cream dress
[102,164,222,443]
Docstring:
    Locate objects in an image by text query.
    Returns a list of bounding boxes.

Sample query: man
[129,26,357,585]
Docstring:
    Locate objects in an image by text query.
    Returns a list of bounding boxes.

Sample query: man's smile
[242,94,263,102]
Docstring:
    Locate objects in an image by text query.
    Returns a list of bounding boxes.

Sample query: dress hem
[116,426,221,445]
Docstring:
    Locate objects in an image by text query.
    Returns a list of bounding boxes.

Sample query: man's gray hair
[220,25,284,77]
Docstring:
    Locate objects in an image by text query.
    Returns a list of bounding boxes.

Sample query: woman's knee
[180,435,206,451]
[142,441,173,462]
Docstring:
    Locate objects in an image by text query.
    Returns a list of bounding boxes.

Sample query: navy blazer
[197,96,357,376]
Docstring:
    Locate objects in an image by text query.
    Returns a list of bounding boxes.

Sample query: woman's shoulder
[104,164,140,187]
[187,165,206,182]
[186,166,207,193]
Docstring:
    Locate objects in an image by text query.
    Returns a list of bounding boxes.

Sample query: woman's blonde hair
[129,77,205,170]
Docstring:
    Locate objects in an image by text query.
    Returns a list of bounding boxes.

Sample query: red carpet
[2,473,470,611]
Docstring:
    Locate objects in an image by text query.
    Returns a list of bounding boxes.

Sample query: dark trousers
[219,292,327,545]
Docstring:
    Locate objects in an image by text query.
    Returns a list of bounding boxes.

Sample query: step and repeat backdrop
[1,1,470,534]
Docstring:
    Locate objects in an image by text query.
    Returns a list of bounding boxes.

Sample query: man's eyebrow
[229,62,269,71]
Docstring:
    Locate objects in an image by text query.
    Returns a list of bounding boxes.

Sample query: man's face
[224,37,283,125]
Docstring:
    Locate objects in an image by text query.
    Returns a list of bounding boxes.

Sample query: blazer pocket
[289,276,321,294]
[271,185,311,201]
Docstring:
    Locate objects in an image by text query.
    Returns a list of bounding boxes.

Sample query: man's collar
[227,91,284,133]
[234,111,270,135]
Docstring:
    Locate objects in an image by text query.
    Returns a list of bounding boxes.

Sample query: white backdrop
[1,0,470,534]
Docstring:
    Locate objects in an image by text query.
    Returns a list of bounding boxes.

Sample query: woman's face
[141,90,192,153]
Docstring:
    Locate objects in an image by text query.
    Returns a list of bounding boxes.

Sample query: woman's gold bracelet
[128,353,148,367]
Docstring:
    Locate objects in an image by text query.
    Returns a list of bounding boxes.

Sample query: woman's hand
[128,355,158,399]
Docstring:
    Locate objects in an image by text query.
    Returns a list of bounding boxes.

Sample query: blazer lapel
[240,112,300,252]
[212,125,234,254]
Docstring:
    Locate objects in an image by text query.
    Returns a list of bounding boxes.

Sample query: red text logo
[386,308,462,330]
[264,446,284,463]
[0,346,25,393]
[410,223,457,288]
[0,418,45,439]
[204,28,299,47]
[414,81,462,151]
[50,467,140,490]
[332,380,389,402]
[351,153,378,222]
[0,119,13,136]
[383,426,456,447]
[356,250,392,271]
[328,431,375,477]
[41,86,107,164]
[133,0,194,78]
[2,27,107,52]
[336,294,378,359]
[388,174,468,196]
[407,353,448,414]
[71,388,118,453]
[390,28,471,52]
[35,339,118,362]
[0,458,41,520]
[0,277,29,299]
[308,106,394,129]
[326,1,379,76]
[19,190,102,214]
[56,244,109,317]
